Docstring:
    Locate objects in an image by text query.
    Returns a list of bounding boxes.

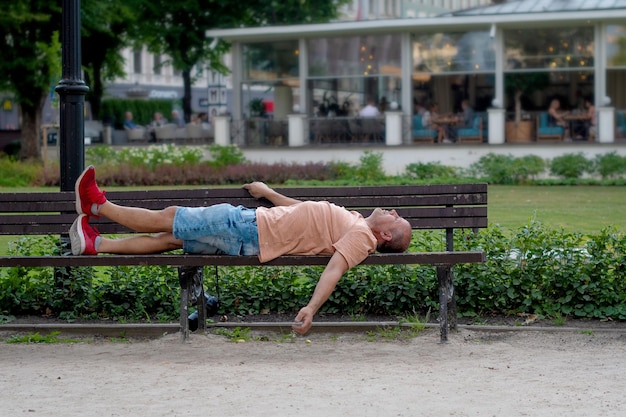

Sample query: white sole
[69,215,86,255]
[74,166,92,215]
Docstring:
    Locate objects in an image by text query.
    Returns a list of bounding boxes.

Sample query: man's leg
[70,213,183,255]
[76,165,177,233]
[98,231,182,254]
[99,202,177,233]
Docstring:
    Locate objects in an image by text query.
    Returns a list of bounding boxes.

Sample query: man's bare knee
[155,232,183,251]
[158,206,178,231]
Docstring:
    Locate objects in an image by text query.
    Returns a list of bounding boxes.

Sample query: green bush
[470,153,518,184]
[353,150,386,183]
[594,151,626,179]
[2,223,624,322]
[511,154,546,183]
[0,157,41,187]
[550,153,594,179]
[404,162,458,180]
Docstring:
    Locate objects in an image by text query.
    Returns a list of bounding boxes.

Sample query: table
[433,116,460,141]
[563,114,591,140]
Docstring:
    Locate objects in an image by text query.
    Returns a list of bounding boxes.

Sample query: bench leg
[178,266,206,341]
[179,279,189,342]
[436,265,456,343]
[447,268,458,332]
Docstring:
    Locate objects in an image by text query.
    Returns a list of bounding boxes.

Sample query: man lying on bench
[70,166,412,334]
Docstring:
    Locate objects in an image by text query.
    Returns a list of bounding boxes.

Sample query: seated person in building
[443,99,474,143]
[359,98,381,118]
[547,98,570,139]
[583,97,597,140]
[420,102,446,143]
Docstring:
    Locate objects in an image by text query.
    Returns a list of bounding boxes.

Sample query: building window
[412,30,495,114]
[307,34,402,116]
[606,25,626,111]
[133,49,142,74]
[504,27,594,71]
[413,30,495,74]
[243,40,299,81]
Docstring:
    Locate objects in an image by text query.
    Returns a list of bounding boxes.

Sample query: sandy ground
[1,327,625,417]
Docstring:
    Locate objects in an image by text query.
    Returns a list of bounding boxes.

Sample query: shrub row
[469,151,626,184]
[3,146,626,187]
[100,98,175,129]
[1,223,624,323]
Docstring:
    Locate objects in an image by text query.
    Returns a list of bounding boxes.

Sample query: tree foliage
[0,0,61,160]
[81,0,137,119]
[134,0,349,121]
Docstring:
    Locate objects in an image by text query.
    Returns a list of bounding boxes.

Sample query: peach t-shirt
[255,201,377,268]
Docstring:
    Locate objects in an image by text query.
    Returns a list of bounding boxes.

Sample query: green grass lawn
[1,185,624,255]
[488,185,626,234]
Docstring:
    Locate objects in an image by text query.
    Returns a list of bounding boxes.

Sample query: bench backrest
[0,184,488,245]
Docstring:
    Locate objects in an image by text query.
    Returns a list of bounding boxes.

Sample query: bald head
[377,218,412,253]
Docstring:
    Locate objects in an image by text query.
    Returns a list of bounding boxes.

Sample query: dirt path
[1,328,625,417]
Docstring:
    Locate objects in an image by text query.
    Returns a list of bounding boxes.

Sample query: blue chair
[412,115,438,143]
[617,112,626,137]
[537,112,564,141]
[457,115,484,143]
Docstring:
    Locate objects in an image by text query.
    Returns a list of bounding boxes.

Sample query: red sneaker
[75,165,106,218]
[69,214,100,255]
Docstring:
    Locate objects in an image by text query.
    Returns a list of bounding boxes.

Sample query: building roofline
[206,9,626,42]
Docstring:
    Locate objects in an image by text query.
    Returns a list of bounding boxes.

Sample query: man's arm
[242,182,302,206]
[292,251,350,335]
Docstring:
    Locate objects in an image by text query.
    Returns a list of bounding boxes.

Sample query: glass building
[209,0,626,146]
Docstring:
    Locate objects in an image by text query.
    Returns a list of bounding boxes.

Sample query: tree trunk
[90,64,104,120]
[515,90,522,123]
[18,96,46,161]
[182,69,192,123]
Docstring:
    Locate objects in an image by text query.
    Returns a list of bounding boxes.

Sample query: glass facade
[243,41,300,81]
[412,31,495,114]
[413,30,495,73]
[241,41,300,121]
[504,27,594,71]
[308,35,402,116]
[502,27,595,121]
[606,25,626,135]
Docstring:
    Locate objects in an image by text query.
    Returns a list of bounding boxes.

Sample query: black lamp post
[55,0,89,191]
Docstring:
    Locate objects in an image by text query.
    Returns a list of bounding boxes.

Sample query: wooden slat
[0,251,486,268]
[0,184,488,236]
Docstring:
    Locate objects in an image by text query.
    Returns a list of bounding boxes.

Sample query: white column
[400,33,413,116]
[488,108,505,145]
[385,112,403,146]
[274,85,293,120]
[231,42,243,119]
[597,106,615,143]
[214,115,230,146]
[288,114,306,147]
[493,25,505,115]
[298,38,308,115]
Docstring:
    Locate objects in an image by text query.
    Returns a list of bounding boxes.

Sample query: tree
[505,72,551,122]
[0,1,62,160]
[81,0,136,120]
[134,0,349,122]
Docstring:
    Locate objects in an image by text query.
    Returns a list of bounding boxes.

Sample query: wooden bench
[0,183,488,343]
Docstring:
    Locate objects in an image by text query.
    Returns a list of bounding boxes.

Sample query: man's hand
[293,306,314,335]
[242,182,272,200]
[242,182,301,206]
[291,253,349,335]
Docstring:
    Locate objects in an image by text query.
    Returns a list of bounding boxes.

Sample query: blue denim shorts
[173,203,260,255]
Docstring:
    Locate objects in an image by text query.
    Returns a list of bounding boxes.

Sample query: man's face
[372,208,408,229]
